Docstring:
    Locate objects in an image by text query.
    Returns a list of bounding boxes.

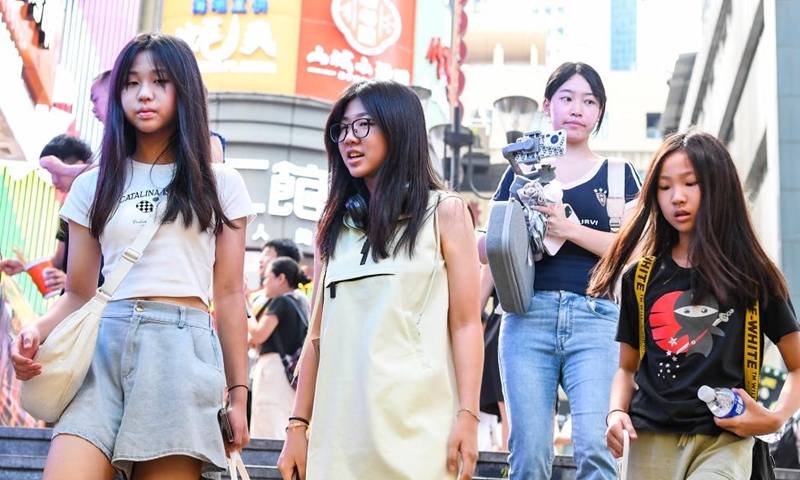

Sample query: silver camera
[502,129,566,177]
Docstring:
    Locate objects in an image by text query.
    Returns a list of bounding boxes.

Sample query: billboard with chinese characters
[295,0,417,100]
[162,0,302,94]
[160,0,419,100]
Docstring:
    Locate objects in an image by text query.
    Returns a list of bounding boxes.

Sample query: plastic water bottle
[697,385,745,418]
[698,385,785,443]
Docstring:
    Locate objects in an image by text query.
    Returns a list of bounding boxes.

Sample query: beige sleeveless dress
[306,192,458,480]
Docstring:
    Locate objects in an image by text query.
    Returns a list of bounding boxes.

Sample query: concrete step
[3,427,799,479]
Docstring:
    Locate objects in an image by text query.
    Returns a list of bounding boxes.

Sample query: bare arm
[536,204,637,257]
[10,221,100,379]
[716,331,800,437]
[606,343,640,458]
[37,222,100,338]
[249,312,279,345]
[477,233,487,265]
[51,240,67,270]
[479,264,494,314]
[214,217,250,450]
[439,196,483,480]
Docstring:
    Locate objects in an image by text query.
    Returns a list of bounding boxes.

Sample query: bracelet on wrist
[457,407,481,423]
[227,384,249,394]
[288,415,310,426]
[605,408,627,426]
[285,422,310,433]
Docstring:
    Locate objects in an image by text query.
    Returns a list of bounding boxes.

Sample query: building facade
[610,0,637,71]
[668,0,800,300]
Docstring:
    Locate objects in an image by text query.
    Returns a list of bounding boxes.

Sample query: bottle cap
[697,385,715,402]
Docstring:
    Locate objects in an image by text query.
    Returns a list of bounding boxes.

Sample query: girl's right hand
[605,410,637,458]
[277,427,309,480]
[10,326,42,380]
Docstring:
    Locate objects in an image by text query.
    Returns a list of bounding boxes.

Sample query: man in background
[1,135,96,292]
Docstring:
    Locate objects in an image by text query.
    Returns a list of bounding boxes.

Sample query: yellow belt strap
[634,256,656,360]
[744,302,760,401]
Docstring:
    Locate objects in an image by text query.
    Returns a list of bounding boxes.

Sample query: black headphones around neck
[345,192,369,230]
[344,182,411,230]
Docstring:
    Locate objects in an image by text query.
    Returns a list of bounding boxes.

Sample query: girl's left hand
[447,414,479,480]
[225,401,250,455]
[533,203,575,239]
[714,388,782,437]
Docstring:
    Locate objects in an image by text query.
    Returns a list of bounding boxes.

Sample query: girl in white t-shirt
[11,32,254,479]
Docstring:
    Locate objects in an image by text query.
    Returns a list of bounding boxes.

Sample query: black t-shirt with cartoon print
[617,255,800,435]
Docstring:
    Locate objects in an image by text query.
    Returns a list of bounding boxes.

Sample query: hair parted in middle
[316,79,444,262]
[589,129,787,307]
[544,61,607,134]
[89,32,234,238]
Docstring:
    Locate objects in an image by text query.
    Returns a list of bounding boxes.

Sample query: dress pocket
[325,266,397,299]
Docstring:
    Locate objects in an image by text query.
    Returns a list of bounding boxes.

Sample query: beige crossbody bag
[21,211,162,422]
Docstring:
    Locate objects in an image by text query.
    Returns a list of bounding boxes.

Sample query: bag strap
[744,302,760,400]
[607,158,627,233]
[416,192,445,326]
[634,256,656,360]
[286,294,309,327]
[95,210,162,303]
[295,260,328,370]
[227,450,251,480]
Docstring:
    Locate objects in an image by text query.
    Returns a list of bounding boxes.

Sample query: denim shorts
[53,300,227,479]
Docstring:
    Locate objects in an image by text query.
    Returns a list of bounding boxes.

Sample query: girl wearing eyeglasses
[276,80,484,480]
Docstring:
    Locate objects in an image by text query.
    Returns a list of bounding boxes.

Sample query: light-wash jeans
[499,290,618,480]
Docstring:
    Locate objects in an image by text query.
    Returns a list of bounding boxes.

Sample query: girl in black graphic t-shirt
[590,131,800,479]
[249,256,309,440]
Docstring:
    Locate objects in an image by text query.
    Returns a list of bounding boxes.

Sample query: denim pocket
[190,326,223,373]
[584,296,620,322]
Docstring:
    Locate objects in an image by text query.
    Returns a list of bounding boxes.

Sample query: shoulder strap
[294,260,327,372]
[285,294,309,328]
[227,450,251,480]
[417,192,445,326]
[635,256,656,360]
[607,158,627,233]
[95,211,162,303]
[744,302,760,400]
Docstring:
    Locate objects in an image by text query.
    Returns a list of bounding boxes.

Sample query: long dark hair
[589,130,788,306]
[89,32,233,237]
[269,257,311,289]
[317,80,444,261]
[545,62,607,134]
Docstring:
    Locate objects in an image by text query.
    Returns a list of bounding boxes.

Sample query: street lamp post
[493,95,539,144]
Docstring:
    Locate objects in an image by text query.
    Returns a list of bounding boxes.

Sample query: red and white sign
[296,0,416,101]
[330,0,402,56]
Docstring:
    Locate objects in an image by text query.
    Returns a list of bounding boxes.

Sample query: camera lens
[550,135,559,144]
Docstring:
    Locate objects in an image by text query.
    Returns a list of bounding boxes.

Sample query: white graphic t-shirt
[60,159,255,305]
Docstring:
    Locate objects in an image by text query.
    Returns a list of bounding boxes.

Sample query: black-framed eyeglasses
[330,118,374,143]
